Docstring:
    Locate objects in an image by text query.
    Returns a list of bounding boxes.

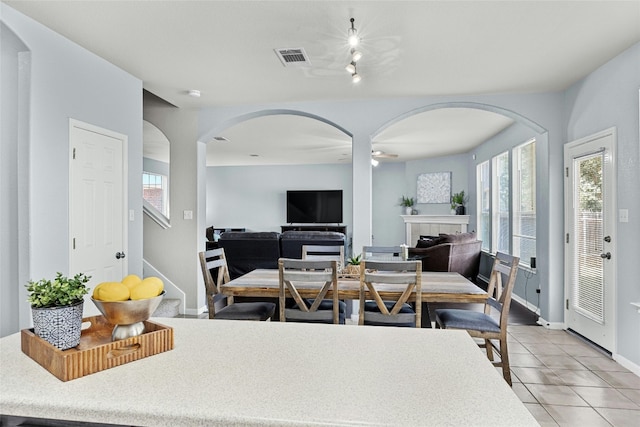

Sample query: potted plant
[400,196,415,215]
[451,190,468,215]
[26,272,91,350]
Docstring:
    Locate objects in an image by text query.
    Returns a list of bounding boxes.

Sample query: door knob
[600,252,611,260]
[604,236,611,243]
[115,251,126,259]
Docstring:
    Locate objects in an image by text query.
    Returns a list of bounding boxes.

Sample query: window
[477,161,490,252]
[492,151,510,254]
[476,139,536,266]
[143,172,168,217]
[513,140,536,265]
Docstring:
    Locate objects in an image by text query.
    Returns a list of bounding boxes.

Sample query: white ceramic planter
[31,300,84,350]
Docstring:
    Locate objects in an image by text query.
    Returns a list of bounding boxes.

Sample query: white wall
[564,42,640,367]
[1,4,143,335]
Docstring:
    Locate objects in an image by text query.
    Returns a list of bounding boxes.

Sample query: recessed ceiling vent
[274,48,311,67]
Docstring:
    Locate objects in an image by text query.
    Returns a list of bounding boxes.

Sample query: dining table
[220,268,487,303]
[220,269,488,327]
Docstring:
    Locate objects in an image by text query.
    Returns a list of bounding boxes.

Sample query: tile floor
[505,324,640,426]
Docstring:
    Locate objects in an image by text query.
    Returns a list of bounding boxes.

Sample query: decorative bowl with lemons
[91,275,165,341]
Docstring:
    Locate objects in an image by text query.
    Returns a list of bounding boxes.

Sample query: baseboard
[511,293,539,315]
[535,315,565,330]
[185,306,207,317]
[612,353,640,378]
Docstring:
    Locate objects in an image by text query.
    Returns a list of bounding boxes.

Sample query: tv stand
[281,224,347,235]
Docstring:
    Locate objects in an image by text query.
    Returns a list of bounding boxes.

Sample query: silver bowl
[91,291,165,341]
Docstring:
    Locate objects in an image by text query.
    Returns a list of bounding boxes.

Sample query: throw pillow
[416,236,444,248]
[439,232,477,244]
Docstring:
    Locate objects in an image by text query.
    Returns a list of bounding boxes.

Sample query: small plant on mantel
[400,196,415,207]
[451,190,468,215]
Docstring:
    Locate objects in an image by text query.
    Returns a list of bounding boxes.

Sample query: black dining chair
[278,258,345,324]
[358,259,422,327]
[198,248,276,321]
[435,252,519,385]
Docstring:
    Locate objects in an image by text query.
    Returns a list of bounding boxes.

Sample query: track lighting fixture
[371,158,379,167]
[344,18,363,82]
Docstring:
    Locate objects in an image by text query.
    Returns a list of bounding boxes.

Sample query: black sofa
[217,230,346,280]
[280,230,346,259]
[218,231,282,280]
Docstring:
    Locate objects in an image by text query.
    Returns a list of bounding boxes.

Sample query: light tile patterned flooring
[505,325,640,426]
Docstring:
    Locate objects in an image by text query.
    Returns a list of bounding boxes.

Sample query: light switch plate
[619,209,629,223]
[183,210,193,220]
[129,209,135,221]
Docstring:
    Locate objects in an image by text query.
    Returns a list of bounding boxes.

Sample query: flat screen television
[286,190,343,224]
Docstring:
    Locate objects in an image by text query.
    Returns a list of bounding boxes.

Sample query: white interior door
[564,128,616,352]
[70,120,127,316]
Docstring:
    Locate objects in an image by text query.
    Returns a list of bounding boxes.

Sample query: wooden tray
[21,315,174,382]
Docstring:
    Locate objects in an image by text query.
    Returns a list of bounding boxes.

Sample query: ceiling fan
[371,150,398,159]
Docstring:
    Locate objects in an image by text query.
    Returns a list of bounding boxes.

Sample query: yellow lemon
[92,282,105,299]
[121,274,142,289]
[130,277,163,300]
[94,282,130,301]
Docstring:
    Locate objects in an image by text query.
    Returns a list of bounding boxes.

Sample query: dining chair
[362,246,403,261]
[435,252,519,385]
[198,248,276,321]
[358,259,422,327]
[278,258,345,324]
[302,244,345,270]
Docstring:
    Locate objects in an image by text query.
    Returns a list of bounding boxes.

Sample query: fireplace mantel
[401,215,470,245]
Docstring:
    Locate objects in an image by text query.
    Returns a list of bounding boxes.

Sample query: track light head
[352,72,361,83]
[351,49,362,62]
[345,62,356,73]
[348,18,360,47]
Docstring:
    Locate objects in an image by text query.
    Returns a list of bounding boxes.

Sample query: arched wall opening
[202,109,356,253]
[370,101,551,321]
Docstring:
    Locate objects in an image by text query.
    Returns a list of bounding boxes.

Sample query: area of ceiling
[6,0,640,166]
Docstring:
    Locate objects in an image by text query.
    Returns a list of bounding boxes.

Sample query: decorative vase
[405,206,413,215]
[31,300,84,350]
[455,205,466,215]
[451,208,456,215]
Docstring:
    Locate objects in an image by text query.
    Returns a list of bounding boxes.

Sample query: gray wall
[1,4,143,335]
[371,154,470,247]
[143,95,202,310]
[207,163,354,249]
[1,22,29,337]
[564,42,640,366]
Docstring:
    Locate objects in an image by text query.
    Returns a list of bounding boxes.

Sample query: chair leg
[485,339,494,360]
[500,337,512,386]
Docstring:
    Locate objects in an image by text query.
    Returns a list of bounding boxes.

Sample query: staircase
[152,298,181,318]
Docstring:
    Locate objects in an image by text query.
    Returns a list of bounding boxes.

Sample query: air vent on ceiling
[274,48,311,67]
[212,136,230,143]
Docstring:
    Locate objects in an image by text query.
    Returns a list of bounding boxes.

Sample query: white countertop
[1,318,538,426]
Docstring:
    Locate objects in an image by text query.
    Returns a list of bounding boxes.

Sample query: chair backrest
[359,259,422,327]
[485,252,520,327]
[302,245,345,270]
[362,246,403,261]
[278,258,340,324]
[198,248,232,319]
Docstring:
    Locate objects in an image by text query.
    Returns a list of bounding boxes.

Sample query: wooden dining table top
[220,269,487,303]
